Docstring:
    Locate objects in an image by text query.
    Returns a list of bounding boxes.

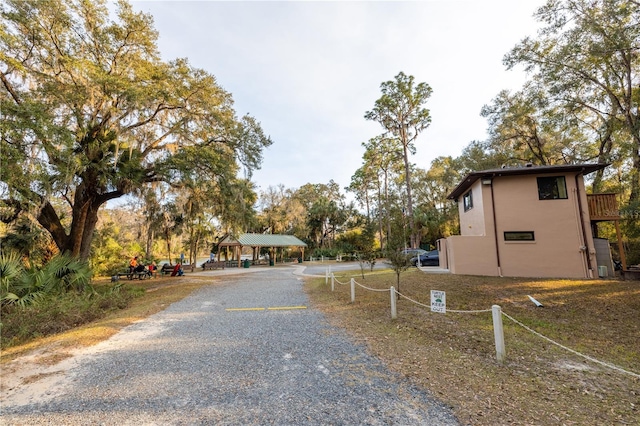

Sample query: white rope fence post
[492,305,506,363]
[331,273,335,292]
[390,286,397,319]
[350,278,355,303]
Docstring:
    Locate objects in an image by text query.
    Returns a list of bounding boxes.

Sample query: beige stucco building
[439,164,610,279]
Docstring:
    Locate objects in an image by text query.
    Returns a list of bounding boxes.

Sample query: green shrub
[312,248,340,258]
[0,283,144,349]
[1,253,92,307]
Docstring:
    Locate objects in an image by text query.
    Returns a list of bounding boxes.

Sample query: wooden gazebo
[217,233,307,268]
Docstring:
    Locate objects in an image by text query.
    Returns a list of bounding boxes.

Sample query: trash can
[269,259,274,266]
[297,257,302,263]
[243,259,250,268]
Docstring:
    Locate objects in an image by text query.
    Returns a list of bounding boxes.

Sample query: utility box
[593,238,614,277]
[598,265,608,278]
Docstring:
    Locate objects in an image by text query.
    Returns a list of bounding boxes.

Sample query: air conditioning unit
[598,265,608,278]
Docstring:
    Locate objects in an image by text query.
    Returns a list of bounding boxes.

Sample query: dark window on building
[537,176,568,200]
[504,231,535,241]
[463,190,473,211]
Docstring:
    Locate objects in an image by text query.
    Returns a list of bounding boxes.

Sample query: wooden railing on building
[587,193,621,221]
[587,193,627,272]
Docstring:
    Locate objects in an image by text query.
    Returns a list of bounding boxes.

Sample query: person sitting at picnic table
[129,256,138,274]
[148,262,157,277]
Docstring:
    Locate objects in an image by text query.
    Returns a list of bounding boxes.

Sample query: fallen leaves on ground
[305,269,640,426]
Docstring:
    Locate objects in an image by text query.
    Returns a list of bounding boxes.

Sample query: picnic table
[160,264,176,276]
[160,263,189,276]
[202,260,225,270]
[111,270,151,281]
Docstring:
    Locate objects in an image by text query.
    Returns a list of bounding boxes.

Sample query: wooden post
[350,278,355,303]
[390,286,397,319]
[614,220,627,271]
[492,305,506,363]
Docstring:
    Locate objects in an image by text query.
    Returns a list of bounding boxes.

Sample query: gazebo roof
[218,233,307,248]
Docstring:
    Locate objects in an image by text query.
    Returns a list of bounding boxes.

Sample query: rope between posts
[395,290,492,313]
[501,311,640,379]
[447,308,493,313]
[327,274,638,378]
[333,276,348,286]
[353,280,391,293]
[395,291,430,309]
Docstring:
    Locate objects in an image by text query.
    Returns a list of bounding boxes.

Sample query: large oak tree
[504,0,640,202]
[0,0,271,260]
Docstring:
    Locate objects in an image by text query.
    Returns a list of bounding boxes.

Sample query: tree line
[348,0,639,262]
[1,0,639,302]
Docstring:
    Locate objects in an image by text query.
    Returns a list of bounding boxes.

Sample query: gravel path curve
[2,266,458,425]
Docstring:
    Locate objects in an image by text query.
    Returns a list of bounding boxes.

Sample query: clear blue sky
[131,0,546,195]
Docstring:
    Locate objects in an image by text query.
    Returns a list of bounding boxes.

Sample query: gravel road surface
[1,266,458,425]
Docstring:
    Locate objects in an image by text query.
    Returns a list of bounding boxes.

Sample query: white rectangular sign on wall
[431,290,446,313]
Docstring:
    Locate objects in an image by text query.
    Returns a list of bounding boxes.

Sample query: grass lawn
[305,267,640,426]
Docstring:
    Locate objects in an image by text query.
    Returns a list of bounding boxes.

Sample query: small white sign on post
[431,290,446,313]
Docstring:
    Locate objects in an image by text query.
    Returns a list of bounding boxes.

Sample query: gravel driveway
[2,266,458,425]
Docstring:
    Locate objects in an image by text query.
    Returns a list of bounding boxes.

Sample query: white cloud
[131,0,545,193]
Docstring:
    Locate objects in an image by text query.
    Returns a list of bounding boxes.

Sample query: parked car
[400,248,427,258]
[411,250,439,267]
